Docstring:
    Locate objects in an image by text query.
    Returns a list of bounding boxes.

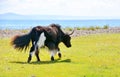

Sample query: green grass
[0,33,120,77]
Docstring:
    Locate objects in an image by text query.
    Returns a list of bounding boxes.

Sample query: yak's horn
[69,29,75,35]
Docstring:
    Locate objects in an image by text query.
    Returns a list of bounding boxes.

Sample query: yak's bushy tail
[11,31,32,51]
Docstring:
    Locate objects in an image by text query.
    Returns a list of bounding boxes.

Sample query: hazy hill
[0,13,80,20]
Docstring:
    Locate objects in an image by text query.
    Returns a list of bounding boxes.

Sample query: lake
[0,19,120,29]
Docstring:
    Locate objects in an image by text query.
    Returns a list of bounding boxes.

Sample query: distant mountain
[0,13,23,20]
[0,13,79,20]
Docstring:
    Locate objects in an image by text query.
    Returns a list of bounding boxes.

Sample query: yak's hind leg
[35,46,40,62]
[27,45,35,63]
[28,44,40,63]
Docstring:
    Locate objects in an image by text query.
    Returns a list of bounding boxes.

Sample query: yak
[11,24,74,63]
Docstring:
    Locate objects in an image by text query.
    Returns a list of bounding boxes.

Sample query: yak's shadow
[10,59,71,65]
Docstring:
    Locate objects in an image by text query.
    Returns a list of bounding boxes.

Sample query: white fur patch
[37,32,46,48]
[30,44,37,56]
[30,51,35,56]
[50,50,57,57]
[57,51,61,54]
[30,32,46,56]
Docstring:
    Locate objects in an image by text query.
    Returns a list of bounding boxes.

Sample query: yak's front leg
[50,48,61,61]
[46,42,57,61]
[57,47,62,59]
[50,50,57,61]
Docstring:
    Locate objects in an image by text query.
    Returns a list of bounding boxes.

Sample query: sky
[0,0,120,18]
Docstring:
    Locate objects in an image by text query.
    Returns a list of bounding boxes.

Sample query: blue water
[0,20,120,29]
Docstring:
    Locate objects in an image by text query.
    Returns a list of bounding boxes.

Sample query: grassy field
[0,33,120,77]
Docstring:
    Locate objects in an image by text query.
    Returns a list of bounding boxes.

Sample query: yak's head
[62,30,74,48]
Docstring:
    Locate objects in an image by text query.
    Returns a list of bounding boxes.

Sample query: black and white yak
[11,24,74,63]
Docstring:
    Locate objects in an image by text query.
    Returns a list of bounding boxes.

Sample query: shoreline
[0,27,120,38]
[72,27,120,37]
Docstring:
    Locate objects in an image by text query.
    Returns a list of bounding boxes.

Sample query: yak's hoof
[37,59,40,62]
[27,60,31,63]
[27,57,31,63]
[58,53,61,58]
[37,58,40,62]
[51,56,54,61]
